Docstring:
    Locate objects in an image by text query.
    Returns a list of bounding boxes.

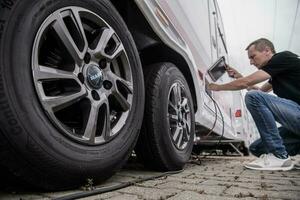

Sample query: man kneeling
[208,38,300,171]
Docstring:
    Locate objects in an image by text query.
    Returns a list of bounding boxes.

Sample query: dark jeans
[250,127,300,157]
[245,91,300,158]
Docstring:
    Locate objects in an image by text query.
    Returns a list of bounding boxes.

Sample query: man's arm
[208,70,271,91]
[246,82,272,91]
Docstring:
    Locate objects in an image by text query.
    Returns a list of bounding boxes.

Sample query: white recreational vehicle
[0,0,258,189]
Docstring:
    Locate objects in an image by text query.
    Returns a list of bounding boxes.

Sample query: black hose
[54,169,184,200]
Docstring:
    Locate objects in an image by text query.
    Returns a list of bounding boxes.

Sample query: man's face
[247,45,272,69]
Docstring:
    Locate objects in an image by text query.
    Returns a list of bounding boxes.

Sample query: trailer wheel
[135,63,195,170]
[0,0,144,190]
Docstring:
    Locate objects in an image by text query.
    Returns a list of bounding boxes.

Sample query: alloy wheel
[168,82,192,150]
[32,6,133,145]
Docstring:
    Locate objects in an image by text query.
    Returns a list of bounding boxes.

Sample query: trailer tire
[135,63,194,171]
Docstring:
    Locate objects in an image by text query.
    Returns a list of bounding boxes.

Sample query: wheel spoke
[35,65,76,81]
[181,98,188,108]
[184,107,190,114]
[83,101,101,142]
[103,97,112,140]
[183,118,190,132]
[94,28,114,57]
[71,8,88,52]
[183,125,190,141]
[169,114,178,122]
[108,71,133,94]
[94,28,125,60]
[43,89,87,112]
[172,126,182,141]
[52,12,85,66]
[174,83,182,104]
[176,128,184,147]
[105,43,125,60]
[168,101,178,112]
[183,115,191,141]
[83,94,111,142]
[112,90,131,111]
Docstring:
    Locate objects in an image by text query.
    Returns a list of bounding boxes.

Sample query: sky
[217,0,300,75]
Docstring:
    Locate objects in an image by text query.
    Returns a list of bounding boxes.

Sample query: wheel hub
[86,64,104,89]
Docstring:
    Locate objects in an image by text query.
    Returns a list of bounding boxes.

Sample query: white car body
[134,0,259,147]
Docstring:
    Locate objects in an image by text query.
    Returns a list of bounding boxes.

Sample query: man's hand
[226,65,243,79]
[207,83,220,91]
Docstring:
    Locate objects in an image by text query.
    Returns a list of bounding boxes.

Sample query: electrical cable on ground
[54,169,184,200]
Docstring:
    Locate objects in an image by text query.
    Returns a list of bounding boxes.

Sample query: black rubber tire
[0,0,144,190]
[135,63,195,171]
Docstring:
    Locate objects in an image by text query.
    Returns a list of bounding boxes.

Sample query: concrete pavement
[1,155,300,200]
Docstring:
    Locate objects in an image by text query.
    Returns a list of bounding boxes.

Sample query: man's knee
[245,90,263,107]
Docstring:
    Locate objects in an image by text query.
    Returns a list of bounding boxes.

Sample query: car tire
[0,0,144,190]
[135,63,195,171]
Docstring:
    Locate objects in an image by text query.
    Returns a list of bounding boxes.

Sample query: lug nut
[78,73,85,84]
[99,59,107,69]
[103,80,112,90]
[91,90,100,101]
[84,53,91,64]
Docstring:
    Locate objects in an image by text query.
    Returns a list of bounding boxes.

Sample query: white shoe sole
[244,164,294,171]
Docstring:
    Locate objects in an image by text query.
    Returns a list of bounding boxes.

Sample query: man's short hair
[245,38,276,54]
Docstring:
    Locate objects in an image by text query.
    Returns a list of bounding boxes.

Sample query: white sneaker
[244,153,294,171]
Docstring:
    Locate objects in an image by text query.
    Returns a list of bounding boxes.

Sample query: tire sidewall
[0,0,144,175]
[156,65,195,167]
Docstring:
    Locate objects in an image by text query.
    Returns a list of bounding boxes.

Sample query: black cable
[210,96,225,147]
[205,88,225,155]
[205,85,225,143]
[202,78,218,139]
[54,169,184,200]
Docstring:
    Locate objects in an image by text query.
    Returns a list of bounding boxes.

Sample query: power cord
[203,72,225,143]
[199,73,225,157]
[204,87,218,138]
[208,93,225,147]
[54,169,184,200]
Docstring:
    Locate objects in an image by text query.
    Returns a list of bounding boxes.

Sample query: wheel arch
[110,0,198,112]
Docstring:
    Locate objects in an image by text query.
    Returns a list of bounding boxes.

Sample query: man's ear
[264,47,272,56]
